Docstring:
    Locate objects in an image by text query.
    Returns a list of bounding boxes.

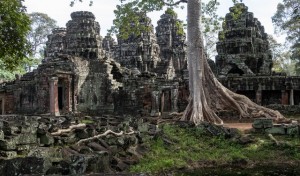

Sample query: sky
[23,0,284,42]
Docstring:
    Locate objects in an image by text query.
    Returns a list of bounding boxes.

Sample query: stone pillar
[281,90,289,105]
[171,89,178,112]
[255,90,262,105]
[290,89,294,105]
[160,92,165,113]
[150,91,160,117]
[64,78,71,112]
[50,77,60,116]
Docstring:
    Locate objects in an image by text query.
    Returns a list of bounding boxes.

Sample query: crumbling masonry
[1,4,300,117]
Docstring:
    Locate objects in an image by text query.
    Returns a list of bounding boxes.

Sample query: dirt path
[223,123,253,131]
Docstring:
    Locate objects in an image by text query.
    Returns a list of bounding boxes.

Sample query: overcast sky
[23,0,284,42]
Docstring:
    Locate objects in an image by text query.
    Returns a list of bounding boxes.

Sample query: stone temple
[0,4,300,117]
[0,10,188,116]
[216,3,300,109]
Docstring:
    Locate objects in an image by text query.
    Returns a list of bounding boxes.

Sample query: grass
[80,119,95,124]
[130,124,300,174]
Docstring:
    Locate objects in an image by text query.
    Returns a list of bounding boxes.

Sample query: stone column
[64,78,71,112]
[171,89,178,112]
[150,91,160,117]
[255,90,262,105]
[290,89,294,105]
[50,77,60,116]
[281,90,289,105]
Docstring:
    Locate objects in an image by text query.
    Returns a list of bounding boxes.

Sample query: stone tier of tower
[45,28,66,58]
[215,3,272,77]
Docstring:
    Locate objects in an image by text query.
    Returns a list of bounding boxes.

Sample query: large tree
[73,0,285,124]
[27,12,57,69]
[272,0,300,74]
[0,0,31,71]
[268,35,296,75]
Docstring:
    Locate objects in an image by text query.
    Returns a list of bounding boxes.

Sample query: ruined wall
[77,59,123,114]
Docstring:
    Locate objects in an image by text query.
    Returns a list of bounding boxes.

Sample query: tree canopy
[27,12,57,68]
[0,0,31,71]
[272,0,300,74]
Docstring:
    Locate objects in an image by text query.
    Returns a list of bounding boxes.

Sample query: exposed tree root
[76,127,135,145]
[51,123,86,136]
[181,43,285,125]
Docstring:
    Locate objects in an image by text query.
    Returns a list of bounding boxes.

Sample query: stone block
[0,151,17,158]
[17,133,37,145]
[252,118,273,129]
[0,130,4,140]
[16,145,31,152]
[286,125,299,136]
[39,133,54,146]
[137,123,149,133]
[0,157,52,175]
[0,139,16,150]
[265,125,286,135]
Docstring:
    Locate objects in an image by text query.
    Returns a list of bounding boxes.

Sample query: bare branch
[76,127,135,145]
[51,123,86,136]
[163,0,188,6]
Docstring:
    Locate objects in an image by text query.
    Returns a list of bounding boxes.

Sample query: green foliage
[165,7,177,17]
[269,35,297,75]
[0,60,26,81]
[80,119,95,124]
[0,0,32,71]
[28,12,57,67]
[272,0,300,69]
[130,124,300,173]
[229,3,245,21]
[109,0,166,39]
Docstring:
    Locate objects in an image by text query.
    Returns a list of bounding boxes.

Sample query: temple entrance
[161,90,172,113]
[58,85,64,110]
[294,90,300,105]
[262,90,281,105]
[228,65,244,76]
[0,99,2,115]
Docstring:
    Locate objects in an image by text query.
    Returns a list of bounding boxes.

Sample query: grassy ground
[130,124,300,174]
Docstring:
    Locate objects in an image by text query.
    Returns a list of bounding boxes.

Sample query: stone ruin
[216,3,272,76]
[215,3,300,112]
[0,9,188,117]
[0,4,300,174]
[0,4,299,118]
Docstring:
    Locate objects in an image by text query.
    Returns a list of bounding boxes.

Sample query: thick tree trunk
[182,0,285,125]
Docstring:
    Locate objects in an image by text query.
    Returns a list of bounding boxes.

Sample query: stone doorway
[58,85,64,110]
[294,90,300,105]
[262,90,281,105]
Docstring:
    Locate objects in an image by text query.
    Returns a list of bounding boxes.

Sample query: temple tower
[116,13,160,72]
[215,3,273,77]
[156,8,187,71]
[65,11,103,59]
